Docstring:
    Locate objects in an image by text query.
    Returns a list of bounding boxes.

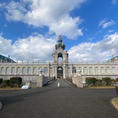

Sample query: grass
[112,97,118,110]
[0,87,20,90]
[89,86,115,89]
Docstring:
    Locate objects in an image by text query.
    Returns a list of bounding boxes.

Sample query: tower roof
[55,35,65,50]
[58,35,62,43]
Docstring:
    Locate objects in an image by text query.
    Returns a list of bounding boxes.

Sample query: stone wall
[0,75,48,88]
[72,75,84,88]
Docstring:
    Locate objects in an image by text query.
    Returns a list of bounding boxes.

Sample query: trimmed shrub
[10,77,22,87]
[86,77,97,86]
[116,78,118,82]
[102,77,112,86]
[95,80,102,86]
[3,80,10,86]
[0,78,3,84]
[115,86,118,96]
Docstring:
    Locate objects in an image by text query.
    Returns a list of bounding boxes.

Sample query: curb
[0,101,3,110]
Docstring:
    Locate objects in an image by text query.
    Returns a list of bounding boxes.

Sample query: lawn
[112,97,118,110]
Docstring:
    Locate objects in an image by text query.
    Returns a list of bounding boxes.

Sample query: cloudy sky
[0,0,117,62]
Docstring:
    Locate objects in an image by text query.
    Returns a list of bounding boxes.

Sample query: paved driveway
[0,80,117,118]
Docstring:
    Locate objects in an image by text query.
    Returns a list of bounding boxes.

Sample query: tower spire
[55,35,65,50]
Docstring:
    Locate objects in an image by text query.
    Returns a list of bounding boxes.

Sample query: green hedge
[86,77,112,87]
[0,77,22,88]
[115,86,118,96]
[102,77,112,86]
[10,77,22,87]
[0,78,3,84]
[86,77,97,86]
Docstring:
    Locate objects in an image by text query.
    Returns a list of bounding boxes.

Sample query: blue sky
[0,0,117,62]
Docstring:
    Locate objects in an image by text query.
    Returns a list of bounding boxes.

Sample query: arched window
[17,67,21,74]
[22,67,26,74]
[106,67,110,73]
[95,67,98,74]
[33,67,37,74]
[27,67,31,74]
[100,67,104,74]
[44,67,48,74]
[89,67,92,74]
[72,67,76,73]
[11,67,15,74]
[58,53,63,63]
[6,67,10,74]
[1,67,4,74]
[83,67,87,74]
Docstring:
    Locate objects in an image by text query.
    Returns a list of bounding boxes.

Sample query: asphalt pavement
[0,79,117,118]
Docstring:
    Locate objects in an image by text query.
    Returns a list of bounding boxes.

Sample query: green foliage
[0,77,22,88]
[86,77,97,86]
[0,78,3,84]
[95,80,102,86]
[10,77,22,86]
[115,86,118,96]
[102,77,112,86]
[3,80,10,86]
[116,78,118,82]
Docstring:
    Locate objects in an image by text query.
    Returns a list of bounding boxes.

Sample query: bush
[0,83,7,88]
[10,77,22,87]
[115,86,118,96]
[3,80,10,86]
[116,78,118,82]
[102,77,112,86]
[86,77,97,86]
[0,78,3,84]
[95,80,102,86]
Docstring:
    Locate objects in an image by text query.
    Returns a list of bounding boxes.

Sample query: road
[0,79,117,118]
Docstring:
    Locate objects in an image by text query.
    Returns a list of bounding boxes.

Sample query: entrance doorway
[57,66,63,79]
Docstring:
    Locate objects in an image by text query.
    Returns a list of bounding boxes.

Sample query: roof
[0,55,15,63]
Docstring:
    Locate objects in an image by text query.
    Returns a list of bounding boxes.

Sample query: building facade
[0,35,118,82]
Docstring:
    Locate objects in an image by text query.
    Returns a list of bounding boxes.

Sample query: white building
[0,36,118,82]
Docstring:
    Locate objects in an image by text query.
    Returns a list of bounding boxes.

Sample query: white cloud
[0,34,56,61]
[68,32,118,62]
[4,0,87,39]
[99,19,115,29]
[0,32,118,62]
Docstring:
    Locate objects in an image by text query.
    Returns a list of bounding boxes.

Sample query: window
[33,67,37,74]
[22,67,26,74]
[17,67,21,74]
[100,67,104,74]
[58,53,63,63]
[6,67,10,74]
[11,67,15,74]
[0,67,4,74]
[72,67,76,73]
[27,67,31,74]
[44,67,48,74]
[95,67,98,74]
[83,67,87,74]
[106,67,110,73]
[89,67,92,74]
[112,67,115,74]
